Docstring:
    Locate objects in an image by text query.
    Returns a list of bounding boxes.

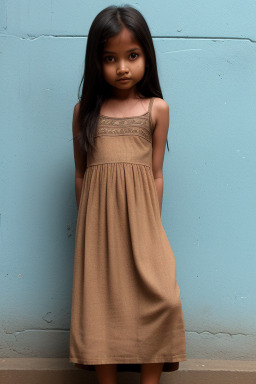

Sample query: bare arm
[152,99,170,216]
[72,102,87,209]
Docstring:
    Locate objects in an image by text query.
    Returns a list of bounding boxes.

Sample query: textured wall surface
[1,0,256,360]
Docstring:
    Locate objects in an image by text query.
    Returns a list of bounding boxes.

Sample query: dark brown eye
[130,53,138,60]
[104,56,114,62]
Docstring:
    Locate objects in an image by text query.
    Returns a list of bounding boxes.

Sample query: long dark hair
[76,4,169,153]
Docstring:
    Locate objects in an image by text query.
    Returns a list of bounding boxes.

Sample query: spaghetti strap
[148,97,154,114]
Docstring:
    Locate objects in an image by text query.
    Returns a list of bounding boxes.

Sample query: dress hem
[69,354,187,365]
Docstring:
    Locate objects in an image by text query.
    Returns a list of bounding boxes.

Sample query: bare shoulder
[153,97,169,110]
[151,98,169,130]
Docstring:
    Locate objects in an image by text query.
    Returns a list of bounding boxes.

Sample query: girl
[69,5,186,384]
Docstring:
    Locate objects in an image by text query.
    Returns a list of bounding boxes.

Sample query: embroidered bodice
[86,98,155,169]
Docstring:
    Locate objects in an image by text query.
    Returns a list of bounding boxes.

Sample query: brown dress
[69,97,186,373]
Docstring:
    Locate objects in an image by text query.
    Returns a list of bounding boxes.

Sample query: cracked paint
[0,33,256,43]
[4,328,69,334]
[164,48,202,54]
[186,330,254,337]
[42,312,54,323]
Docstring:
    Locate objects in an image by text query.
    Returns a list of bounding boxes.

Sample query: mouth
[117,78,130,81]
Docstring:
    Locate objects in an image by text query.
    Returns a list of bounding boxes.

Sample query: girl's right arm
[72,102,87,209]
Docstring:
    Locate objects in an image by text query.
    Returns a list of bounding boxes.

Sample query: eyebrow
[103,48,141,54]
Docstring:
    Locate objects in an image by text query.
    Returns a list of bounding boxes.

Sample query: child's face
[102,27,146,93]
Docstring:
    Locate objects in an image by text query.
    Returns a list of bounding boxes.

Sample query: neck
[109,86,141,100]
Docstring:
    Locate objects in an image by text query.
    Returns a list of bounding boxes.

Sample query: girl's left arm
[152,99,170,216]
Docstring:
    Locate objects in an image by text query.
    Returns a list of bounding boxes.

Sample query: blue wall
[1,0,256,360]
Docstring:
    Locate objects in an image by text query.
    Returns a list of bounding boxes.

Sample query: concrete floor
[0,358,256,384]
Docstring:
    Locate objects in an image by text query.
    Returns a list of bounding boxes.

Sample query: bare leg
[140,362,164,384]
[94,364,118,384]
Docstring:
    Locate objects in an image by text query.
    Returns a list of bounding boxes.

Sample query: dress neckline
[99,111,149,119]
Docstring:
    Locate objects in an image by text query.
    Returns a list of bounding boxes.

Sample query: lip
[117,78,131,81]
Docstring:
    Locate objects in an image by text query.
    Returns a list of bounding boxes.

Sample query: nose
[116,60,129,75]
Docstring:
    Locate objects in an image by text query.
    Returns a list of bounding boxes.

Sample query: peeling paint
[0,33,256,43]
[186,330,255,337]
[4,328,70,335]
[164,48,202,54]
[42,312,54,323]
